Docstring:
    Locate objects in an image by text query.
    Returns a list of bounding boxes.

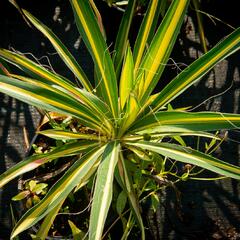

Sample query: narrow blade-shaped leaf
[0,49,113,127]
[130,111,240,134]
[151,27,240,110]
[22,9,93,92]
[36,198,65,240]
[133,0,162,71]
[68,220,86,240]
[119,45,134,110]
[10,74,84,104]
[127,141,240,179]
[11,145,106,239]
[38,129,107,142]
[0,75,106,132]
[119,92,140,137]
[192,0,208,53]
[136,0,189,103]
[76,88,114,129]
[89,141,119,240]
[0,48,74,89]
[113,0,136,77]
[89,0,106,38]
[118,153,145,239]
[123,131,219,142]
[70,0,118,118]
[126,145,151,161]
[0,141,97,189]
[0,61,10,75]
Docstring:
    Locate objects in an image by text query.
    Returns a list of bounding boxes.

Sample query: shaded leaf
[116,190,127,215]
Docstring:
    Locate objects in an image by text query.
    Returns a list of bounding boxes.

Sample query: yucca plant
[1,0,240,239]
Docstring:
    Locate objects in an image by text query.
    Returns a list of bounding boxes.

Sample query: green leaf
[127,141,240,179]
[116,190,127,215]
[74,159,100,192]
[11,145,106,239]
[151,193,160,212]
[0,141,97,189]
[76,88,114,125]
[10,73,113,133]
[192,0,208,53]
[118,153,145,239]
[89,0,106,38]
[32,183,48,194]
[0,50,113,127]
[136,0,189,103]
[0,61,10,75]
[36,199,65,240]
[38,129,107,142]
[130,111,240,134]
[26,198,33,209]
[68,220,86,240]
[29,180,37,192]
[10,204,20,240]
[173,135,186,147]
[32,195,41,205]
[133,0,162,71]
[0,75,106,132]
[0,48,74,90]
[11,191,29,201]
[22,9,93,92]
[11,74,113,131]
[113,0,137,78]
[119,92,140,137]
[151,27,240,110]
[123,131,219,142]
[119,44,134,110]
[126,145,151,161]
[70,0,118,119]
[89,141,119,240]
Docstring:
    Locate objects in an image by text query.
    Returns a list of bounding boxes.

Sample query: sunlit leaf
[12,191,29,201]
[11,145,106,239]
[23,10,93,92]
[36,199,65,240]
[38,129,107,142]
[68,220,86,240]
[113,0,137,77]
[89,141,119,240]
[127,141,240,179]
[130,111,240,134]
[0,141,97,189]
[0,75,107,133]
[136,0,189,103]
[119,44,134,110]
[133,0,162,71]
[70,0,118,118]
[151,27,240,110]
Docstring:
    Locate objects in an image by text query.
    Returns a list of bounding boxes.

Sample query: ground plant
[0,0,240,239]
